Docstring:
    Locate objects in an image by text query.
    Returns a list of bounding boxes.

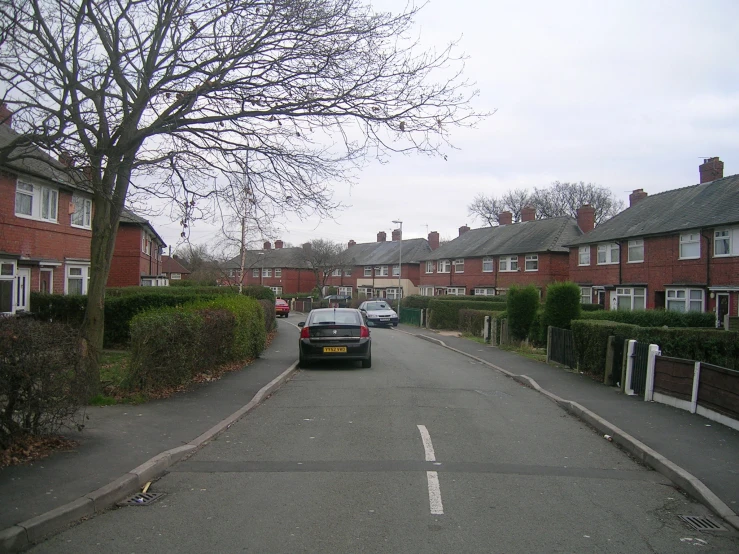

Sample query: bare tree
[501,189,530,222]
[0,0,484,390]
[294,239,349,294]
[467,188,529,225]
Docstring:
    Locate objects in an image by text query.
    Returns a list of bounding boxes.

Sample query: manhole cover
[679,515,727,532]
[118,492,165,506]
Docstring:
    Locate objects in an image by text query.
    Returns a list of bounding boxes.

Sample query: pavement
[1,316,738,551]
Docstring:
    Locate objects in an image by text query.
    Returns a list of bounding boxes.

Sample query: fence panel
[631,342,650,396]
[653,356,694,401]
[549,326,576,369]
[698,363,739,420]
[399,307,422,326]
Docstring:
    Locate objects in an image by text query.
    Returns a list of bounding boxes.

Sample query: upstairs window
[679,233,700,259]
[426,261,435,273]
[525,254,538,271]
[15,181,58,222]
[364,266,372,277]
[332,268,342,276]
[453,259,464,273]
[252,268,259,278]
[392,264,400,277]
[482,257,493,272]
[375,265,388,277]
[344,268,352,277]
[71,195,92,229]
[578,246,590,266]
[627,239,644,263]
[597,243,619,265]
[714,230,731,257]
[262,268,272,277]
[275,268,282,277]
[438,260,451,273]
[499,256,518,272]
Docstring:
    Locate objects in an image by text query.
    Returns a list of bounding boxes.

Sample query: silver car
[358,300,399,327]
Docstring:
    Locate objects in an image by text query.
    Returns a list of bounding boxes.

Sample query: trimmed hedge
[458,309,505,337]
[543,282,581,331]
[259,299,276,331]
[402,295,432,309]
[435,295,507,303]
[578,309,715,328]
[507,285,540,341]
[202,296,266,360]
[581,304,604,312]
[632,328,739,370]
[429,299,506,329]
[571,320,639,375]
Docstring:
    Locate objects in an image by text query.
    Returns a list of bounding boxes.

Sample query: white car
[358,300,399,327]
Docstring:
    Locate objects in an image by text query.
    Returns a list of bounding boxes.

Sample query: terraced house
[416,207,589,297]
[567,158,739,327]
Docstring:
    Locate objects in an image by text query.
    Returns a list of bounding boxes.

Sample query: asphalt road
[32,314,739,553]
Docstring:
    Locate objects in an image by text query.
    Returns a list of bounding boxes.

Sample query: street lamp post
[392,220,403,315]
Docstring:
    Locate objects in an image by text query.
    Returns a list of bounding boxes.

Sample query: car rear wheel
[361,355,372,369]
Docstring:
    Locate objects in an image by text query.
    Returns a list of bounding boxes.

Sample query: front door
[15,268,30,312]
[716,293,729,328]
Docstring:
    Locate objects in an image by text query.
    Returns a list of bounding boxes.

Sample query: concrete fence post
[483,316,491,343]
[644,344,661,401]
[690,362,701,414]
[546,326,552,363]
[624,340,637,396]
[491,318,497,347]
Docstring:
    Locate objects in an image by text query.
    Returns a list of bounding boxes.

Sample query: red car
[275,299,290,318]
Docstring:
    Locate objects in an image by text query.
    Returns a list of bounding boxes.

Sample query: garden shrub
[571,320,639,375]
[543,282,581,330]
[579,309,714,328]
[204,296,266,359]
[428,299,505,329]
[0,318,84,448]
[506,285,540,341]
[581,304,604,312]
[259,299,276,331]
[528,308,546,346]
[458,309,505,337]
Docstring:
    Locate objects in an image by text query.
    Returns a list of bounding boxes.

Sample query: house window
[499,256,518,272]
[578,246,590,266]
[142,235,151,255]
[15,181,58,222]
[446,287,465,296]
[627,239,644,263]
[426,261,435,273]
[375,266,388,277]
[679,233,700,259]
[597,243,619,265]
[71,195,92,229]
[338,286,352,297]
[474,287,495,296]
[332,268,342,276]
[66,264,90,295]
[344,268,352,277]
[270,286,283,296]
[453,259,464,273]
[262,268,272,277]
[275,268,282,277]
[170,272,181,280]
[714,230,731,256]
[252,268,259,278]
[358,287,372,298]
[0,261,15,314]
[386,288,402,300]
[420,286,434,296]
[666,288,704,312]
[525,254,538,271]
[364,266,372,277]
[392,265,400,277]
[438,260,451,273]
[482,257,493,272]
[615,287,645,311]
[580,286,592,304]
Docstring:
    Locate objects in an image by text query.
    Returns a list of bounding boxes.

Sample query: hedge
[543,282,581,330]
[458,309,505,337]
[507,285,540,341]
[428,299,506,329]
[632,328,739,370]
[435,295,507,303]
[258,299,276,332]
[571,320,639,375]
[578,309,715,328]
[581,304,604,312]
[402,295,432,309]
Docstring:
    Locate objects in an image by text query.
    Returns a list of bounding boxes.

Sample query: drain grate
[118,492,165,506]
[679,515,727,532]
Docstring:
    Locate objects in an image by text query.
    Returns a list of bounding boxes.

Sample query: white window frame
[332,268,342,277]
[666,288,704,313]
[525,254,539,272]
[426,261,435,274]
[142,234,151,255]
[420,286,434,297]
[679,232,701,260]
[65,263,90,295]
[392,264,400,277]
[482,257,494,272]
[446,287,465,296]
[375,265,388,277]
[15,181,59,223]
[170,272,181,280]
[275,268,282,278]
[615,287,646,311]
[474,287,495,296]
[262,268,272,277]
[714,229,731,257]
[70,195,92,229]
[0,260,16,314]
[627,239,644,263]
[499,255,518,272]
[252,268,259,278]
[270,286,283,296]
[344,268,352,277]
[580,286,593,304]
[364,266,372,277]
[386,288,402,300]
[597,243,619,265]
[453,259,464,273]
[338,286,352,298]
[438,260,451,273]
[578,246,590,266]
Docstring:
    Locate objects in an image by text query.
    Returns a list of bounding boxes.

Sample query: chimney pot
[521,206,536,222]
[699,157,724,184]
[499,211,513,225]
[458,225,470,236]
[629,189,648,207]
[576,204,595,233]
[348,240,356,248]
[302,242,312,252]
[377,231,387,242]
[428,231,440,251]
[392,228,402,241]
[274,240,283,249]
[0,103,12,128]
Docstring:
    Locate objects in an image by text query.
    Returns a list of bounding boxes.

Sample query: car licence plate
[323,347,347,353]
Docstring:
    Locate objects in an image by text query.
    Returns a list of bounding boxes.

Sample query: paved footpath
[397,324,739,530]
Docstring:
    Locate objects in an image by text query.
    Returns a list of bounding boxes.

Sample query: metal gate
[549,327,577,369]
[631,342,650,395]
[608,336,626,387]
[399,307,422,326]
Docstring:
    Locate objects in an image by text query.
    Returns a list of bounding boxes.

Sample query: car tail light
[360,325,370,338]
[300,326,310,339]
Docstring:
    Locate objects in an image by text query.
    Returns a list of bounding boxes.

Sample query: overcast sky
[152,0,739,255]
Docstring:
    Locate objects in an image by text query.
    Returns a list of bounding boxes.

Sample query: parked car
[298,308,371,368]
[275,299,290,318]
[358,300,399,327]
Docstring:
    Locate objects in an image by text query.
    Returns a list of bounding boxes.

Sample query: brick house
[222,240,317,296]
[417,208,587,297]
[323,230,433,300]
[107,210,167,287]
[0,105,167,314]
[161,255,192,281]
[567,158,739,326]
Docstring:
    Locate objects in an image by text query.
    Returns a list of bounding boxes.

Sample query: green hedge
[401,295,432,309]
[543,282,581,330]
[458,309,505,337]
[571,320,639,375]
[105,286,237,297]
[429,299,506,329]
[633,328,739,370]
[259,299,276,331]
[581,304,604,312]
[578,309,714,328]
[200,296,266,360]
[435,295,507,302]
[507,285,540,341]
[169,279,218,287]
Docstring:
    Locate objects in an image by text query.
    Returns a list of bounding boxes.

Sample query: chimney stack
[392,228,402,241]
[499,211,513,225]
[348,240,356,248]
[458,225,470,236]
[274,240,283,249]
[629,189,648,207]
[263,241,271,250]
[428,231,440,251]
[0,104,12,128]
[302,242,312,252]
[576,204,595,233]
[521,206,535,222]
[377,231,387,242]
[699,157,724,184]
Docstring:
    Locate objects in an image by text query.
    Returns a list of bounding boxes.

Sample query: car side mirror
[298,322,305,328]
